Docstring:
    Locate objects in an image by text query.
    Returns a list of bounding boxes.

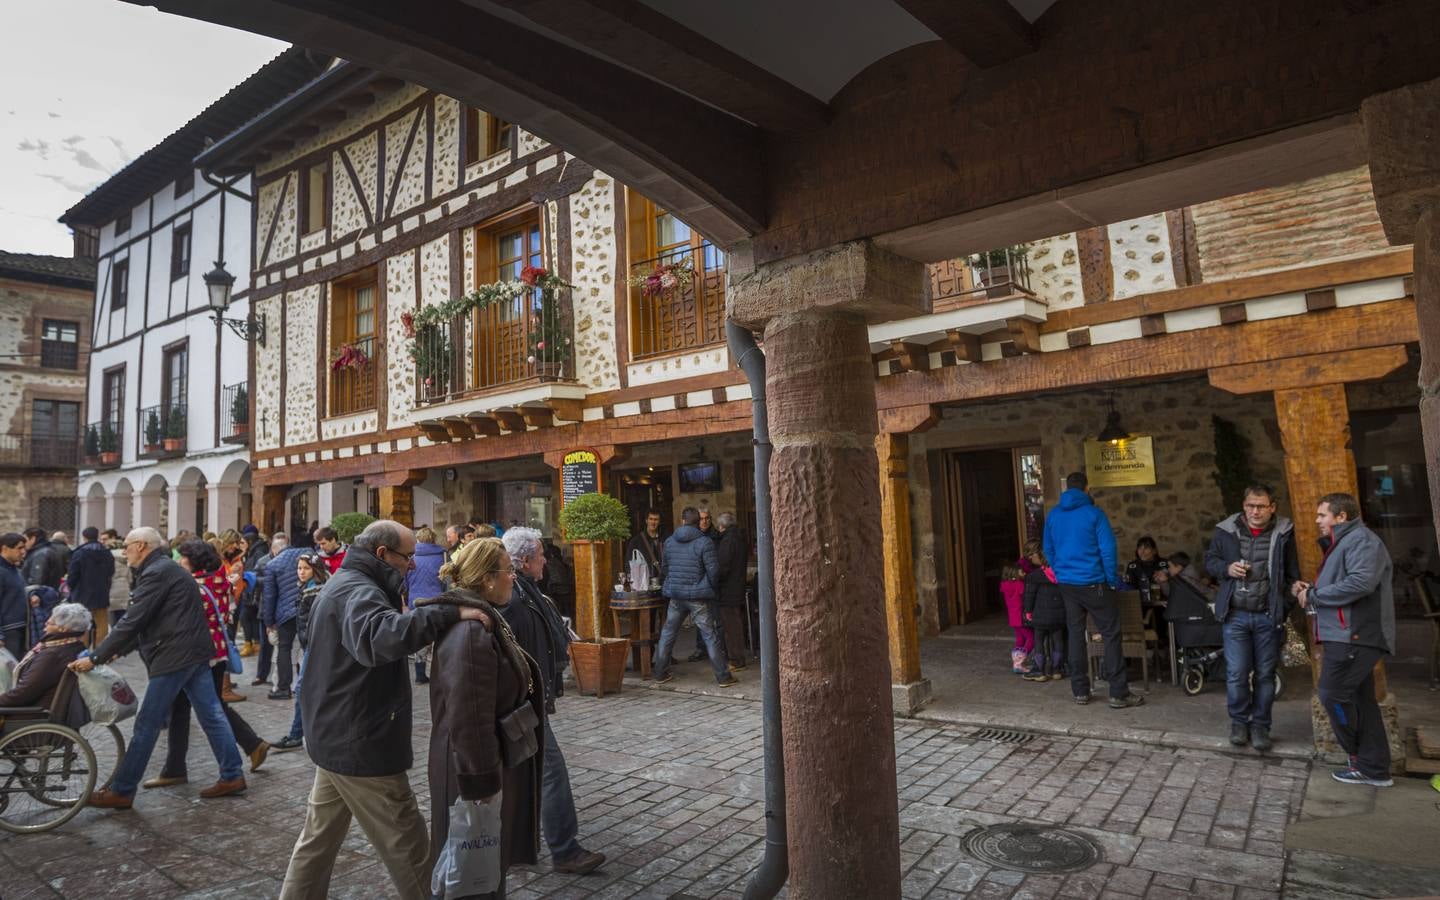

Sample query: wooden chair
[1087,590,1158,686]
[1411,573,1440,688]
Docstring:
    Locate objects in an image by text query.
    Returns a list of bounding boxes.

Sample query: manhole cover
[963,824,1102,873]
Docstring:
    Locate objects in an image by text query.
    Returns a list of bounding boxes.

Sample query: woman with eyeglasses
[419,537,544,900]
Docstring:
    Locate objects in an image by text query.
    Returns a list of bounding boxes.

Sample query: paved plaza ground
[4,655,1440,899]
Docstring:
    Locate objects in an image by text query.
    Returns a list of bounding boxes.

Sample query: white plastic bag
[0,646,17,693]
[628,551,650,593]
[430,793,503,899]
[75,664,138,724]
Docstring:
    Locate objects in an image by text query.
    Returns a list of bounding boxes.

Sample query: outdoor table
[610,590,666,679]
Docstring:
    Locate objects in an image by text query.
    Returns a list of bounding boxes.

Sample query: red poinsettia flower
[520,265,547,286]
[400,310,415,338]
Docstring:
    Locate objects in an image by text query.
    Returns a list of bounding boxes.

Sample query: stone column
[106,493,133,535]
[730,240,928,900]
[133,490,163,533]
[208,483,242,535]
[167,485,199,536]
[377,486,414,528]
[317,480,357,524]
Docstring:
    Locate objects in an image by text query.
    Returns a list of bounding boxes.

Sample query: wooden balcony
[629,243,725,360]
[0,432,82,469]
[415,291,571,405]
[928,246,1035,313]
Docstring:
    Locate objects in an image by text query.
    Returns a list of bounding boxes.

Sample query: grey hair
[271,534,290,552]
[48,602,92,633]
[51,531,68,543]
[717,512,737,529]
[353,519,412,553]
[502,527,544,564]
[125,527,165,550]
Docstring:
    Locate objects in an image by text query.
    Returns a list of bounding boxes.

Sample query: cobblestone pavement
[1,656,1321,898]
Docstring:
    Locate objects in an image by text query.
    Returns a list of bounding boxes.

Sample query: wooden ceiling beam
[546,397,584,423]
[894,0,1035,69]
[463,413,501,437]
[490,0,828,133]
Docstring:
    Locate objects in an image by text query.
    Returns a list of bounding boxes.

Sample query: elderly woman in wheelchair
[0,602,100,833]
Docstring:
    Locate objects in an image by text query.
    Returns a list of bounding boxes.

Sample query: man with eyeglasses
[1205,483,1300,752]
[280,519,487,900]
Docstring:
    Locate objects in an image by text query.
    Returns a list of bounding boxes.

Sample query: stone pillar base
[892,679,933,717]
[1309,691,1406,774]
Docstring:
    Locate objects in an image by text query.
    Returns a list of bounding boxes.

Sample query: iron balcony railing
[929,245,1035,312]
[330,336,377,416]
[629,242,726,360]
[84,415,123,467]
[138,402,187,455]
[415,291,571,404]
[221,382,250,443]
[0,432,81,468]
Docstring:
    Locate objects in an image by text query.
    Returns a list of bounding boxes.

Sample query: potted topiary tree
[144,410,162,454]
[98,423,119,465]
[83,424,100,466]
[558,491,631,696]
[163,407,187,452]
[329,511,376,545]
[231,385,249,435]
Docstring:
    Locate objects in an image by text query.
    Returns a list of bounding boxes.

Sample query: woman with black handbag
[419,537,544,900]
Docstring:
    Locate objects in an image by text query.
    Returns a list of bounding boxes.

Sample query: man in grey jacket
[280,520,485,900]
[1295,492,1394,787]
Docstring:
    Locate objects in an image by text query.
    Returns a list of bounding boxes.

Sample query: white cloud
[0,0,285,255]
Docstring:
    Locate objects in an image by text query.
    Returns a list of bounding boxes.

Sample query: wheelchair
[0,669,127,834]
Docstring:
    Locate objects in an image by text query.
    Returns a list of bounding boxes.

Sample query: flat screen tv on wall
[678,461,722,493]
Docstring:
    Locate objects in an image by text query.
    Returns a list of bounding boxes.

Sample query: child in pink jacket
[1001,565,1034,673]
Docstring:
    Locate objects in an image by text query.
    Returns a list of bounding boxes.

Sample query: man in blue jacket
[262,543,305,699]
[0,533,27,656]
[652,507,737,687]
[67,527,116,647]
[1043,471,1143,708]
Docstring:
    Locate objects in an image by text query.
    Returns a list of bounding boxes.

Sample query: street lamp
[205,259,265,345]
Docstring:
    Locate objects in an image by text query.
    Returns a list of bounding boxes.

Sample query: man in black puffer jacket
[280,520,481,900]
[75,527,243,809]
[652,507,736,687]
[21,528,64,589]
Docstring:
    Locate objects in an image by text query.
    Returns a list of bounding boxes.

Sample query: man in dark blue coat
[651,507,736,686]
[1043,471,1143,709]
[67,526,116,647]
[0,533,27,656]
[262,544,305,699]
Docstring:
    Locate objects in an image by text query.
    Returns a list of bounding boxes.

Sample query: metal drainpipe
[727,319,787,900]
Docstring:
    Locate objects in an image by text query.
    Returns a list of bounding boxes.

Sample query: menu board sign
[1084,435,1156,487]
[561,448,601,504]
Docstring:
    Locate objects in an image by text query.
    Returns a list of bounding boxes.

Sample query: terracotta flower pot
[99,452,118,465]
[163,438,184,452]
[233,423,249,435]
[144,443,161,455]
[569,638,628,697]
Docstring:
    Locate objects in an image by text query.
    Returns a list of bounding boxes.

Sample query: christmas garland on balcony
[403,266,572,393]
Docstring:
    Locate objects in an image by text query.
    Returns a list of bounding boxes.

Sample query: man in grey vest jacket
[1295,492,1395,787]
[1204,484,1299,751]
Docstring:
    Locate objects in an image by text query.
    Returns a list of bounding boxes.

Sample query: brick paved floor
[1,656,1317,899]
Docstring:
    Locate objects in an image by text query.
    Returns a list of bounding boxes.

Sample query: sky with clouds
[1,0,286,256]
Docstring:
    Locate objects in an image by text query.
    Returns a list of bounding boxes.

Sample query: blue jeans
[111,662,243,796]
[1223,609,1278,728]
[653,598,729,682]
[541,724,583,861]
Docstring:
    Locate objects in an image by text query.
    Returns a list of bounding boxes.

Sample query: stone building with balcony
[0,248,96,534]
[63,48,334,538]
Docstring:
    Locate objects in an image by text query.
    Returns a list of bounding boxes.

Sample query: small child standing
[1021,541,1068,682]
[1001,565,1034,674]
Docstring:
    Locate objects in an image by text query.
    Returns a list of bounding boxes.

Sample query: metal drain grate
[964,824,1102,873]
[971,727,1036,745]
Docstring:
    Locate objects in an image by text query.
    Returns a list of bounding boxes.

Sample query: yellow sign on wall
[1084,435,1156,487]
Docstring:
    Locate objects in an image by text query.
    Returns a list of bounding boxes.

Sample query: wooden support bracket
[463,413,501,437]
[442,417,474,440]
[491,408,528,432]
[520,406,554,429]
[890,341,931,372]
[417,420,452,443]
[1006,318,1041,354]
[945,329,983,363]
[546,397,584,422]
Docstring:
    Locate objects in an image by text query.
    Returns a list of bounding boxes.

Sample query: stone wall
[569,174,621,390]
[0,473,78,534]
[908,377,1286,634]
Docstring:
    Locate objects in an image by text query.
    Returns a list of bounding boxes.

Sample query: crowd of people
[1004,472,1395,785]
[0,515,614,899]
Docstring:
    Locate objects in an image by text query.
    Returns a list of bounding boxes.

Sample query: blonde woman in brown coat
[419,537,544,899]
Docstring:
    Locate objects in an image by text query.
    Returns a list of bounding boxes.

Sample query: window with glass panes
[32,399,80,464]
[40,319,79,369]
[472,216,543,388]
[102,368,124,426]
[329,276,378,414]
[163,344,188,415]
